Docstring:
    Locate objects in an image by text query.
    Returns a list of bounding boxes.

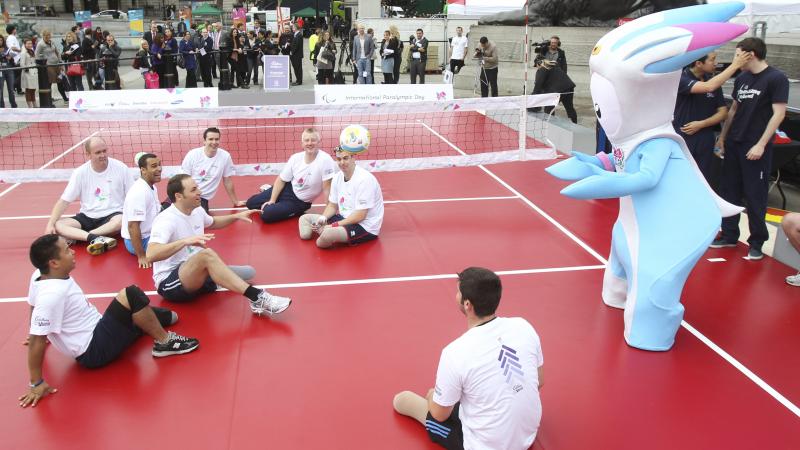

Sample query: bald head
[84,137,109,170]
[84,137,106,154]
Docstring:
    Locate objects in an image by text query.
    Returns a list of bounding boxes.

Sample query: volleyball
[133,152,148,166]
[339,125,371,154]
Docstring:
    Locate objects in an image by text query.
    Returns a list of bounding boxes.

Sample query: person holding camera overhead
[409,28,428,84]
[474,37,498,97]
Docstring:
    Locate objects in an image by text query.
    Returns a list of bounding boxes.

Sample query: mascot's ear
[642,22,748,74]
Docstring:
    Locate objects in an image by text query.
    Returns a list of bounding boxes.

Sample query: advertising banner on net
[314,84,453,105]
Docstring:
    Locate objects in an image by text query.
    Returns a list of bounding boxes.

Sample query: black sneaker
[747,247,764,260]
[709,238,737,248]
[152,331,199,358]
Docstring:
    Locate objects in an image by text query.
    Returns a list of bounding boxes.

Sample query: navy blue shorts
[426,403,463,450]
[73,211,122,232]
[328,214,377,245]
[76,299,142,369]
[157,264,218,303]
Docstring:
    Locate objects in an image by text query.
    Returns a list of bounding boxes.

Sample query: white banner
[315,84,454,105]
[68,88,219,110]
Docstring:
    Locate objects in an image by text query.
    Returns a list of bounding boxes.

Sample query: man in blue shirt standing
[673,51,751,181]
[712,38,789,260]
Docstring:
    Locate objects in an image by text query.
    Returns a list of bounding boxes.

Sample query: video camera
[532,40,550,56]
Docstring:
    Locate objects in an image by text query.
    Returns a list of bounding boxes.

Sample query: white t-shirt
[433,317,543,450]
[451,36,469,60]
[329,166,384,236]
[6,34,21,62]
[280,151,337,202]
[149,205,214,287]
[121,178,161,240]
[181,147,235,200]
[27,271,102,359]
[61,158,132,219]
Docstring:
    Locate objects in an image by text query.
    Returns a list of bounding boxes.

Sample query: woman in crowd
[163,28,179,87]
[178,32,198,88]
[19,39,38,107]
[150,34,165,88]
[314,31,336,85]
[0,35,17,108]
[389,25,403,84]
[198,28,214,87]
[229,29,247,88]
[135,39,151,80]
[34,29,67,101]
[81,27,97,89]
[380,29,398,84]
[246,30,261,86]
[62,31,84,91]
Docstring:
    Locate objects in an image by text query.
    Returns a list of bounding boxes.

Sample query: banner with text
[314,84,454,105]
[263,55,290,92]
[69,88,219,110]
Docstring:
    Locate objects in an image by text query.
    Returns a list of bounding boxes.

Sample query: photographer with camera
[474,37,498,97]
[532,36,577,123]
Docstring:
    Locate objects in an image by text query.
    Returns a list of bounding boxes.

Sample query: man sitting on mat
[298,147,383,248]
[20,234,199,408]
[180,127,246,212]
[122,153,162,269]
[45,137,133,256]
[246,127,336,224]
[393,267,544,450]
[146,174,291,316]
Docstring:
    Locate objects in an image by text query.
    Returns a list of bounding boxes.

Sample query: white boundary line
[0,264,605,303]
[0,130,103,200]
[420,120,800,419]
[0,196,519,221]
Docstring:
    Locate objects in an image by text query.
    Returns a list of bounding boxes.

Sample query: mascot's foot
[624,336,675,352]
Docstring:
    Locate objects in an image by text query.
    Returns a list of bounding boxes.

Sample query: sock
[155,331,173,345]
[87,233,98,243]
[244,285,261,303]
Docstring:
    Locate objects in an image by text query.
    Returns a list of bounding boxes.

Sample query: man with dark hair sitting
[146,174,291,315]
[19,234,199,408]
[393,267,544,449]
[122,153,163,268]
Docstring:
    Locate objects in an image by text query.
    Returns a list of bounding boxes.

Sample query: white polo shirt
[149,204,214,287]
[329,165,383,236]
[280,151,337,202]
[61,158,132,219]
[121,178,161,240]
[433,317,543,450]
[181,147,235,200]
[28,271,101,359]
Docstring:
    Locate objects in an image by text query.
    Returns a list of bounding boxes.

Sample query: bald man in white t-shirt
[393,267,544,450]
[45,137,133,256]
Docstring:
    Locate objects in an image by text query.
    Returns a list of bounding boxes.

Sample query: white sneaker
[259,183,272,192]
[786,272,800,287]
[250,290,291,316]
[86,236,117,255]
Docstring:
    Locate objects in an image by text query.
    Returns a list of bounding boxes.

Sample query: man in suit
[143,21,158,46]
[210,22,222,79]
[351,24,375,84]
[290,24,304,86]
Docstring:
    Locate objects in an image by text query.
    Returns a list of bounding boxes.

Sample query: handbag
[132,56,141,70]
[66,63,84,77]
[333,70,345,84]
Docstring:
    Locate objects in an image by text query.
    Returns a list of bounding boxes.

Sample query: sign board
[128,9,144,37]
[69,88,219,110]
[314,84,454,105]
[74,11,92,29]
[263,55,290,92]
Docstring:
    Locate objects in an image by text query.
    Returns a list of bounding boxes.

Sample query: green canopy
[292,7,327,18]
[192,4,223,16]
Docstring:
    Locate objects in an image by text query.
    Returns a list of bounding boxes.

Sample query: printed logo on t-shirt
[339,196,350,213]
[198,169,211,182]
[498,345,524,389]
[296,177,306,190]
[736,84,761,101]
[94,187,107,202]
[612,147,624,172]
[34,315,51,328]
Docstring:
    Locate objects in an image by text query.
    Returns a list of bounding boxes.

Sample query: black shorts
[426,403,464,450]
[73,211,122,232]
[75,299,142,369]
[157,264,218,303]
[328,214,377,245]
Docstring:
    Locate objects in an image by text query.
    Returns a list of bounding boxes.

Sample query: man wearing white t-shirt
[449,27,469,74]
[180,127,245,212]
[246,128,336,223]
[19,234,199,408]
[298,147,383,248]
[394,267,544,450]
[147,174,291,315]
[122,153,162,268]
[45,137,133,256]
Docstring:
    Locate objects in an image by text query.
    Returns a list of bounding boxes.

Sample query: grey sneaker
[786,272,800,287]
[709,238,737,248]
[747,247,764,260]
[87,236,117,255]
[152,331,199,358]
[250,290,291,316]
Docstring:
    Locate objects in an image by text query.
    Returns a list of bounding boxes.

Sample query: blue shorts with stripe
[426,403,463,450]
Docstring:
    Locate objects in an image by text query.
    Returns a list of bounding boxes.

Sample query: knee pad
[125,285,151,314]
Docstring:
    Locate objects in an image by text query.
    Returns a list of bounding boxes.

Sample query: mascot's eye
[594,103,602,119]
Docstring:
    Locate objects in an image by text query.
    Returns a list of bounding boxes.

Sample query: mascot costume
[546,2,748,351]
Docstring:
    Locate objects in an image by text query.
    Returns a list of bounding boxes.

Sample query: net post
[519,95,527,160]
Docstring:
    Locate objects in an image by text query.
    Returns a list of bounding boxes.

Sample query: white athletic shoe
[250,290,291,316]
[787,272,800,287]
[86,236,117,255]
[259,183,272,192]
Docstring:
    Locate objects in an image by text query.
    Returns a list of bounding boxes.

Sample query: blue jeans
[0,68,17,107]
[356,58,372,84]
[246,185,311,223]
